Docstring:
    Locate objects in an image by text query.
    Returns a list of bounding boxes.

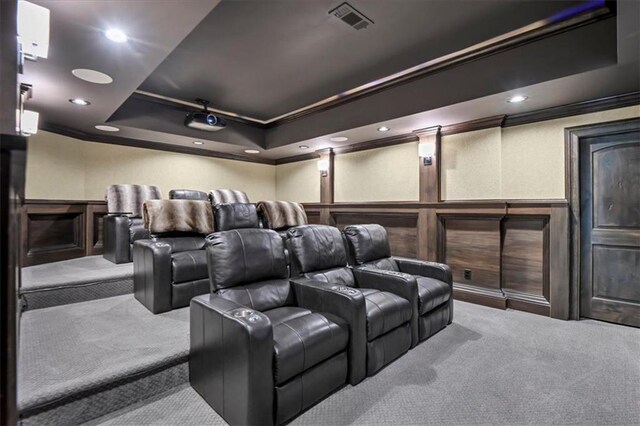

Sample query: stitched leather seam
[364,293,385,339]
[281,321,307,378]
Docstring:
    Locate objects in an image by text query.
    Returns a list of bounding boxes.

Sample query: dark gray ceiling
[139,0,584,120]
[19,0,640,161]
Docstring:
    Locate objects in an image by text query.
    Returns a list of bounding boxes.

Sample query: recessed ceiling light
[72,69,113,84]
[193,141,204,145]
[329,136,348,142]
[507,95,527,103]
[244,149,260,154]
[69,98,90,106]
[105,28,127,43]
[298,145,309,149]
[95,125,120,132]
[377,126,390,132]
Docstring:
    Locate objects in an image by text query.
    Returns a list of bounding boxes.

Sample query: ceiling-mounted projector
[185,98,226,131]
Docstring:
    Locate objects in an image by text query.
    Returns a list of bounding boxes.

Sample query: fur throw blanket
[105,184,162,217]
[143,200,214,235]
[257,201,308,230]
[208,189,250,205]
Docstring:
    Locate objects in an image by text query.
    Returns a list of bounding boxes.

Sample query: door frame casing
[564,117,640,320]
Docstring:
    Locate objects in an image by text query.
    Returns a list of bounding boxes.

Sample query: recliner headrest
[343,224,391,265]
[143,200,214,235]
[208,189,250,206]
[206,228,288,290]
[286,225,348,274]
[169,189,208,201]
[257,201,308,230]
[214,203,260,231]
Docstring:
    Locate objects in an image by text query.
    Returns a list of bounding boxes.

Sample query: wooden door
[580,128,640,327]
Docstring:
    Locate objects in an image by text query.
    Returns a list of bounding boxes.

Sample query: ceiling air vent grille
[330,2,373,30]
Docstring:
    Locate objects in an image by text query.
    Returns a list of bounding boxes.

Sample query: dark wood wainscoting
[305,200,569,319]
[21,200,107,266]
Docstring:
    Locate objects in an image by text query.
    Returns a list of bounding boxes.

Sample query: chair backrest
[257,201,308,231]
[208,189,250,206]
[214,203,260,232]
[343,224,399,271]
[206,228,292,311]
[106,184,162,217]
[286,225,355,287]
[169,189,208,201]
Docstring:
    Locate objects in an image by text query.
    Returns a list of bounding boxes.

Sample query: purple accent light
[550,0,606,23]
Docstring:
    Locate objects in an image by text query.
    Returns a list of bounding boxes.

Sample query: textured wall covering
[335,142,419,202]
[441,128,502,200]
[26,131,276,201]
[500,105,640,199]
[275,159,320,203]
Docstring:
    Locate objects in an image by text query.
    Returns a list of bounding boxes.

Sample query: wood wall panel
[86,203,108,256]
[21,204,86,266]
[501,217,549,300]
[332,212,418,258]
[442,217,502,289]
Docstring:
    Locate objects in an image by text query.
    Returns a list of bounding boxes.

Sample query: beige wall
[26,106,639,203]
[441,105,640,200]
[335,142,419,202]
[275,159,320,203]
[26,131,276,201]
[441,128,502,200]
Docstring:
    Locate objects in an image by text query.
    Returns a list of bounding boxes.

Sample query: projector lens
[206,114,217,125]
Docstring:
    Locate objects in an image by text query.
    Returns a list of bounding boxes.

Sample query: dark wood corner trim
[274,152,320,165]
[40,123,277,166]
[441,115,506,136]
[413,126,441,138]
[504,91,640,128]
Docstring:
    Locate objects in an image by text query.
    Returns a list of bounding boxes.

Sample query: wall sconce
[18,0,50,61]
[418,140,435,166]
[317,159,330,177]
[21,110,39,135]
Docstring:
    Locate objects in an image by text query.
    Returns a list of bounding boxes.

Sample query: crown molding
[441,115,506,136]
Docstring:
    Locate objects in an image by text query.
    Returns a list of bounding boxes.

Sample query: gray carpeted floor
[21,256,134,309]
[93,301,640,426]
[21,255,133,290]
[18,295,189,412]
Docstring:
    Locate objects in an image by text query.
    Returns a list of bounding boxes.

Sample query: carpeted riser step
[20,278,133,311]
[20,359,188,426]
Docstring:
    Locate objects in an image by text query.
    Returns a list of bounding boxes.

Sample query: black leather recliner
[213,203,260,232]
[190,228,349,425]
[103,184,162,264]
[169,189,208,201]
[343,224,453,346]
[286,224,413,383]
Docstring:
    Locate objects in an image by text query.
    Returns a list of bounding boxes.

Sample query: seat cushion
[360,288,412,341]
[265,307,349,385]
[416,277,451,315]
[171,250,208,283]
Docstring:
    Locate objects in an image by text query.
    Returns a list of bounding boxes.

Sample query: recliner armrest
[103,215,131,264]
[393,257,453,287]
[353,266,419,347]
[190,294,273,426]
[291,278,367,385]
[133,239,173,314]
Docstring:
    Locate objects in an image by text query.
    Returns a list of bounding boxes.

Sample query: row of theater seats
[102,185,303,264]
[191,224,453,425]
[107,184,453,424]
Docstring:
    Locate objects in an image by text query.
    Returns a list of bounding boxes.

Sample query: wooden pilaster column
[414,126,441,261]
[316,148,334,225]
[317,148,334,204]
